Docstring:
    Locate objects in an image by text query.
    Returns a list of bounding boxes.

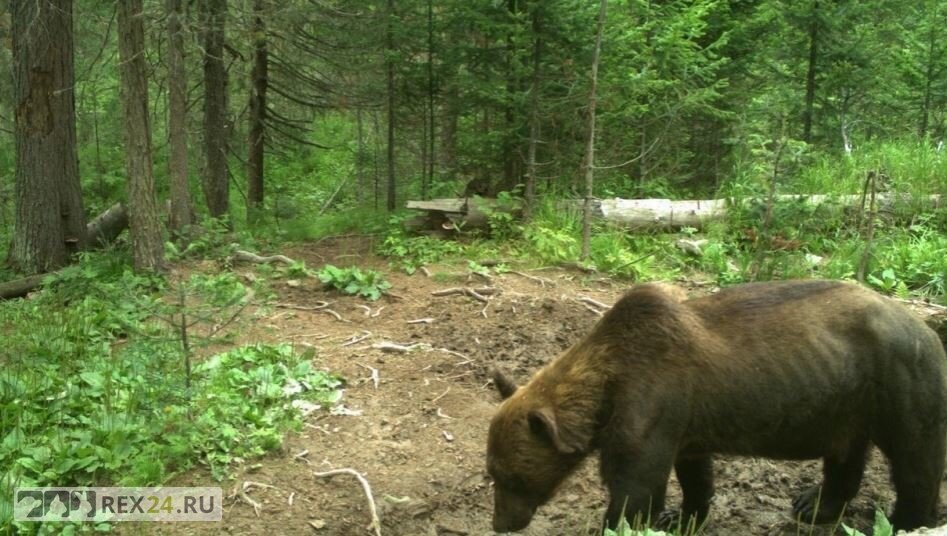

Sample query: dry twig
[356,362,380,389]
[340,330,372,347]
[431,286,500,303]
[372,341,426,353]
[509,270,552,287]
[407,318,434,324]
[577,295,611,311]
[233,250,296,266]
[313,469,382,536]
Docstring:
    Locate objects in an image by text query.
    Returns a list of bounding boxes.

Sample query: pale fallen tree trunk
[1,203,130,300]
[599,193,943,229]
[406,194,944,231]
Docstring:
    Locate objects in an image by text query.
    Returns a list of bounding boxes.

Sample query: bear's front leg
[600,440,676,530]
[657,456,715,531]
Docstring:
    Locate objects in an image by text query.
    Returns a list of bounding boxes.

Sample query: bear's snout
[493,489,536,533]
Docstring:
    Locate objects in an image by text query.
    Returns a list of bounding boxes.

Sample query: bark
[440,85,458,178]
[919,21,936,138]
[503,0,521,192]
[87,203,129,247]
[167,0,194,234]
[201,0,230,218]
[581,0,607,260]
[386,0,396,211]
[2,203,129,300]
[356,108,365,203]
[802,0,819,143]
[118,0,166,272]
[524,5,543,217]
[247,0,268,216]
[425,0,435,199]
[9,0,87,274]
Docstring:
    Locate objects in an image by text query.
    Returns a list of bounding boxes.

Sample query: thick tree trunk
[9,0,87,274]
[581,0,607,260]
[802,0,819,143]
[2,203,127,299]
[118,0,165,272]
[201,0,230,219]
[386,0,396,211]
[166,0,194,234]
[247,0,268,217]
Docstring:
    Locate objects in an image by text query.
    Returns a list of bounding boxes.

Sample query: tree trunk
[524,4,543,217]
[167,0,194,235]
[247,0,268,217]
[802,0,819,143]
[9,0,87,274]
[502,0,522,192]
[919,20,936,138]
[581,0,607,260]
[118,0,165,272]
[356,108,365,203]
[425,0,435,200]
[440,85,458,179]
[88,203,129,247]
[386,0,397,211]
[201,0,230,219]
[408,194,945,231]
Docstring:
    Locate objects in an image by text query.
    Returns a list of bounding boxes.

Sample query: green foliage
[169,343,341,480]
[588,230,679,280]
[842,510,893,536]
[165,217,254,261]
[523,223,580,264]
[0,253,342,533]
[379,217,466,273]
[867,223,947,299]
[277,207,389,242]
[479,191,524,240]
[317,264,392,300]
[602,517,672,536]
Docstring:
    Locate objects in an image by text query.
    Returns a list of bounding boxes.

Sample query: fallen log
[0,273,49,300]
[599,193,943,229]
[405,197,508,231]
[406,194,943,231]
[1,203,130,300]
[88,202,129,246]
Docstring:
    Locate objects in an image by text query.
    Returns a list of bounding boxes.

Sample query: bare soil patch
[132,238,947,536]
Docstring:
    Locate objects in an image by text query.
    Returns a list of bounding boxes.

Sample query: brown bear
[487,279,947,533]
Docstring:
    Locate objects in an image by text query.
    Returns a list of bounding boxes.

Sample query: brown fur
[487,280,947,533]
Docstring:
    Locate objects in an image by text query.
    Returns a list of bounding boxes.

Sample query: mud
[132,239,947,536]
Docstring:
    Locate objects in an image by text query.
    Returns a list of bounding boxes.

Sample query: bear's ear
[527,407,580,454]
[492,369,518,400]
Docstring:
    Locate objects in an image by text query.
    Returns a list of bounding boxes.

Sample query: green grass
[790,140,947,195]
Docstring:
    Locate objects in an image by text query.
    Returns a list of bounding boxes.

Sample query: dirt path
[136,239,946,536]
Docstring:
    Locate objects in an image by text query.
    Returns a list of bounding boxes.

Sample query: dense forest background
[0,0,944,271]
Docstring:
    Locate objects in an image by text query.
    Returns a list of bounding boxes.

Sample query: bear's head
[487,369,588,532]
